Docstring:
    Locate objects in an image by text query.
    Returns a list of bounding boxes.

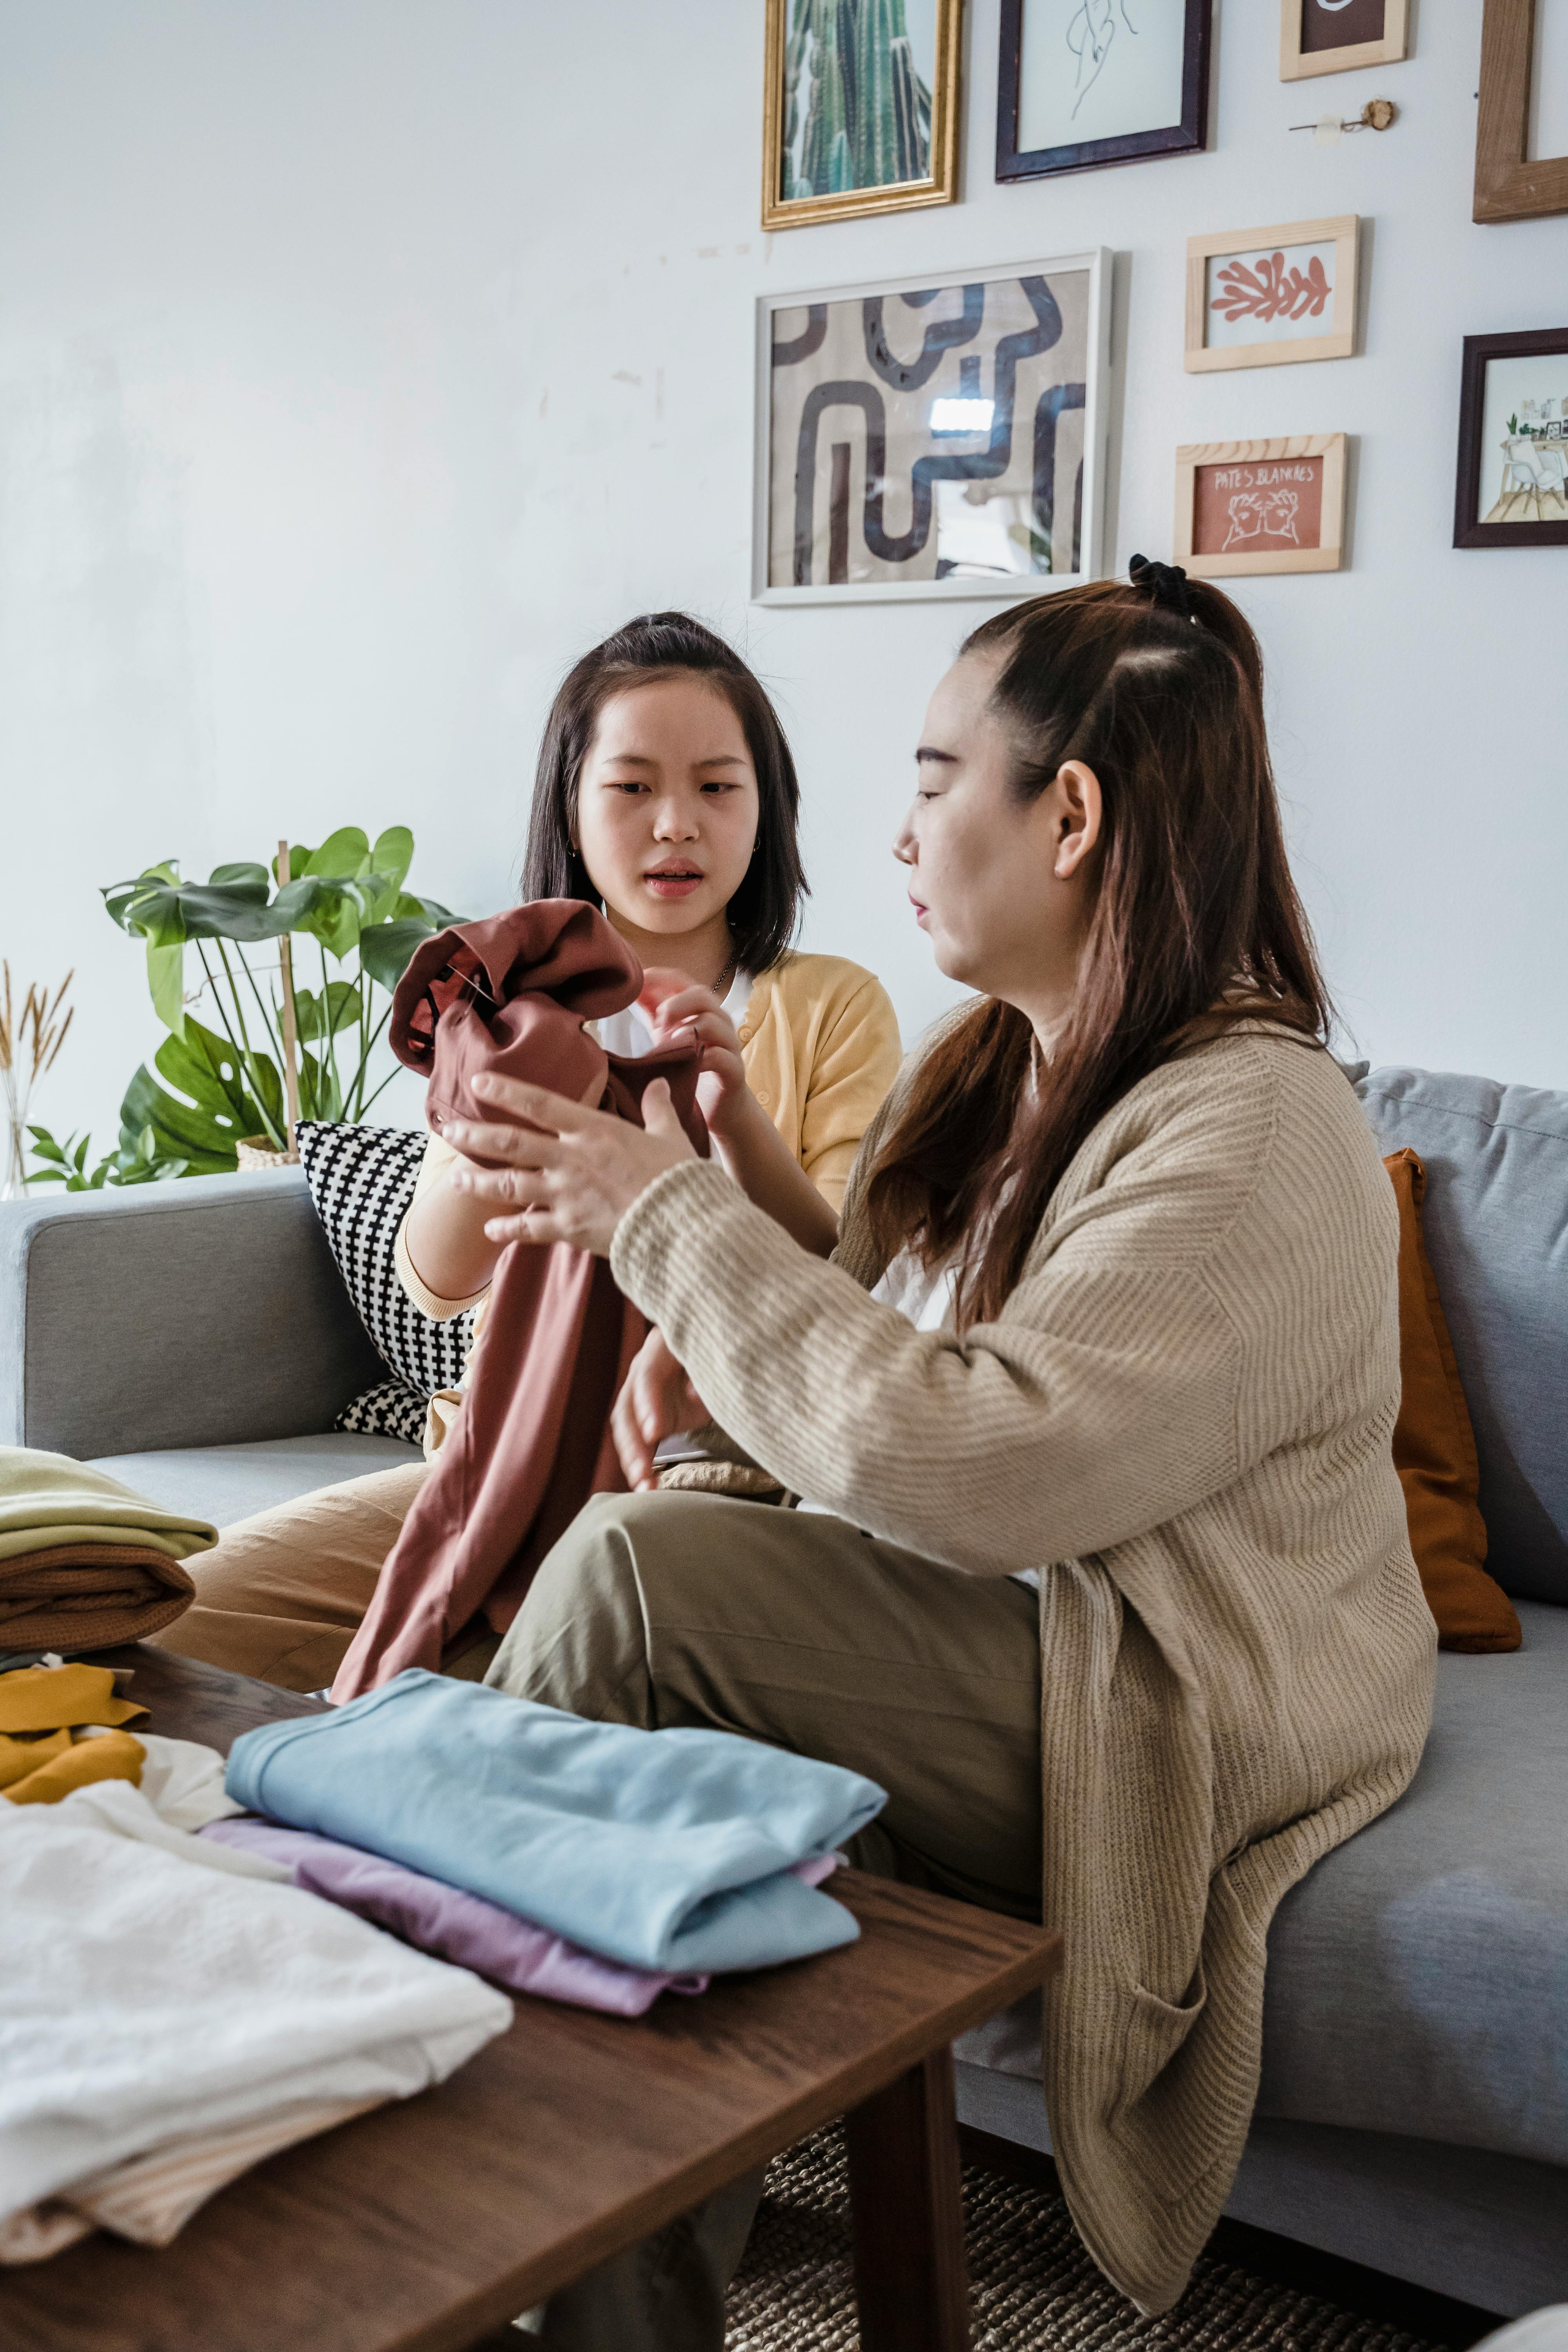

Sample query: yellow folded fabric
[0,1663,149,1735]
[4,1731,145,1806]
[0,1728,73,1791]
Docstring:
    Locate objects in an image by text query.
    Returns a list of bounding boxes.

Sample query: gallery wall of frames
[755,0,1568,600]
[7,0,1568,1155]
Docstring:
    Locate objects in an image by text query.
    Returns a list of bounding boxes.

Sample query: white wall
[1,0,1564,1156]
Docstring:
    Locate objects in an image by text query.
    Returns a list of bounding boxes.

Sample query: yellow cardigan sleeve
[740,955,904,1214]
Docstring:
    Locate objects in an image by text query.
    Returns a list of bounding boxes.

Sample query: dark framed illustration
[1474,0,1568,225]
[1280,0,1408,82]
[762,0,964,230]
[1454,328,1568,548]
[1175,434,1348,578]
[996,0,1211,183]
[753,250,1111,604]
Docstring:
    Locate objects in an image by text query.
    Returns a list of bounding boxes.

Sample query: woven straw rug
[725,2127,1448,2352]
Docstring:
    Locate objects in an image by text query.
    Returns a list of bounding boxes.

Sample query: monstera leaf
[118,1016,285,1173]
[103,862,279,945]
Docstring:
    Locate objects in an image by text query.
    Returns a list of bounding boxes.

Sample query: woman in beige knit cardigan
[442,562,1437,2349]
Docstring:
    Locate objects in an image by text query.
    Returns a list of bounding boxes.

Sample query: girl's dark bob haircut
[521,612,808,976]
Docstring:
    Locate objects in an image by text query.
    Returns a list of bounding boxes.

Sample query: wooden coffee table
[0,1647,1061,2352]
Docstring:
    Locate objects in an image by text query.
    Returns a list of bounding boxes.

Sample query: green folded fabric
[0,1448,217,1652]
[0,1448,217,1564]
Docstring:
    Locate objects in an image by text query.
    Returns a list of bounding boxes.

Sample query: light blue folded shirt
[225,1671,887,1975]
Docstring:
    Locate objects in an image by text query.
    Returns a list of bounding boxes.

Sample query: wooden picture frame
[1474,0,1568,224]
[762,0,964,230]
[1175,434,1348,577]
[1185,215,1358,373]
[1454,327,1568,547]
[1280,0,1408,81]
[996,0,1211,183]
[753,250,1112,604]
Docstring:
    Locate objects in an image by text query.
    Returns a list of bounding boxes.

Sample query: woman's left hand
[444,1072,697,1258]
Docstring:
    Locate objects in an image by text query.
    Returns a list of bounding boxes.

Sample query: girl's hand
[639,967,750,1139]
[612,1325,710,1492]
[445,1072,696,1258]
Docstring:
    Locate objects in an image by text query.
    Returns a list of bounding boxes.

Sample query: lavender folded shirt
[201,1818,711,2018]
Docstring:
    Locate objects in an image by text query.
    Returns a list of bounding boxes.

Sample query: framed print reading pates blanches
[1280,0,1409,82]
[754,250,1111,605]
[996,0,1212,183]
[1185,215,1359,373]
[1175,434,1348,578]
[762,0,964,230]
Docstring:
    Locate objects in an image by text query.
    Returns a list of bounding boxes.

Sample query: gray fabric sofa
[2,1064,1564,2316]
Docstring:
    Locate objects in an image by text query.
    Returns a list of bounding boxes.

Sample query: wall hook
[1292,98,1398,144]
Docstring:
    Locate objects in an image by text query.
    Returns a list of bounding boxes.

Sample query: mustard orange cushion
[1385,1148,1521,1652]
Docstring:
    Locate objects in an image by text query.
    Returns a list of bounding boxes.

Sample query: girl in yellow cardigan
[401,608,900,1319]
[154,611,902,1691]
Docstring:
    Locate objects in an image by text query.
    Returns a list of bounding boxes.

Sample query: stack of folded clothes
[0,1448,215,1655]
[0,1662,885,2264]
[0,1739,511,2263]
[218,1669,887,1987]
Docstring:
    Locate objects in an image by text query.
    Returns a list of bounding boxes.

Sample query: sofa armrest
[0,1171,387,1460]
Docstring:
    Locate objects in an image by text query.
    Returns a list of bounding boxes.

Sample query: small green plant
[25,1123,189,1191]
[103,826,459,1174]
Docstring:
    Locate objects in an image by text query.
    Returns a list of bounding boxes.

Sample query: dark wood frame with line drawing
[1454,327,1568,549]
[1474,0,1568,223]
[996,0,1212,183]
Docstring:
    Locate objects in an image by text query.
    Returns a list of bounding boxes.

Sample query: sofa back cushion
[1357,1067,1568,1607]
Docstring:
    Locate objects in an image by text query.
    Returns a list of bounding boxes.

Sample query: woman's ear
[1053,761,1102,881]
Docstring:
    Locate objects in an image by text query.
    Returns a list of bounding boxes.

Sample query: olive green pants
[486,1488,1044,1919]
[488,1487,1043,2352]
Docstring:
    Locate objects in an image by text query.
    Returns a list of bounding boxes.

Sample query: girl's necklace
[710,947,740,1002]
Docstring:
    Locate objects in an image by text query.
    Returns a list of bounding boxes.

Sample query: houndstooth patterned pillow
[295,1122,476,1443]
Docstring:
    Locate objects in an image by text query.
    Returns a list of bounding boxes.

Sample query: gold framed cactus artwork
[763,0,963,229]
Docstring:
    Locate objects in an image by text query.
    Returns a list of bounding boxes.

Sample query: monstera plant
[103,827,460,1174]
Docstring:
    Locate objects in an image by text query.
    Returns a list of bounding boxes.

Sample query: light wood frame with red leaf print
[1184,215,1359,374]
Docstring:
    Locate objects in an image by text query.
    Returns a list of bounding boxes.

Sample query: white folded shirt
[0,1781,512,2233]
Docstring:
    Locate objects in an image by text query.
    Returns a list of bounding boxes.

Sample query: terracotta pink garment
[332,901,708,1702]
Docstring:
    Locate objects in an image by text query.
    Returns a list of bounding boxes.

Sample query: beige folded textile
[0,2096,383,2263]
[0,1448,217,1652]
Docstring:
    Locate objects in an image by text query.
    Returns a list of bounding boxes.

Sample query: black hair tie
[1129,552,1197,622]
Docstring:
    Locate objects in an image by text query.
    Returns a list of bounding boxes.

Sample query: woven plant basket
[235,1134,300,1171]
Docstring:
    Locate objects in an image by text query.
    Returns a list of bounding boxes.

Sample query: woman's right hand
[612,1325,711,1493]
